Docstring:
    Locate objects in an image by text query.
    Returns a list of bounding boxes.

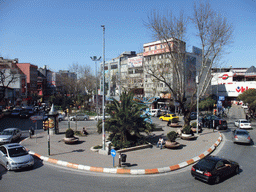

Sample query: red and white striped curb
[27,133,222,175]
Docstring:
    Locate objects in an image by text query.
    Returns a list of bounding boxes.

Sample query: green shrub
[167,131,178,142]
[171,118,179,123]
[93,145,102,149]
[182,125,192,134]
[191,122,197,128]
[65,128,74,138]
[74,131,83,136]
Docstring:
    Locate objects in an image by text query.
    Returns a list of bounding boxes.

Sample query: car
[22,107,34,116]
[150,109,162,117]
[159,113,179,121]
[0,143,34,171]
[204,115,227,130]
[232,129,251,144]
[190,112,197,120]
[0,128,22,145]
[191,155,240,184]
[11,108,22,116]
[242,103,248,109]
[19,110,30,118]
[69,113,89,121]
[57,114,65,121]
[94,115,111,121]
[234,119,251,129]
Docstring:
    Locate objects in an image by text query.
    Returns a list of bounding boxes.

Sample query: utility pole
[101,25,106,151]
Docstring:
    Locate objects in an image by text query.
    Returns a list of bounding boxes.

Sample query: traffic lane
[0,116,43,132]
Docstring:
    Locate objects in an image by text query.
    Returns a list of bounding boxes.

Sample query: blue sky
[0,0,256,72]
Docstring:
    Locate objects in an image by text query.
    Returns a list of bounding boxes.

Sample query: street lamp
[90,56,101,120]
[101,25,106,151]
[196,75,199,135]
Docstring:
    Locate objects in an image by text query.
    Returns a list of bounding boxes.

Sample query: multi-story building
[143,39,201,110]
[16,63,38,104]
[0,57,26,106]
[211,66,256,104]
[100,51,139,100]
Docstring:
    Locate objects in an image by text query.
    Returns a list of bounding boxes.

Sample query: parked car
[191,155,240,184]
[69,113,89,121]
[150,109,162,117]
[22,107,34,116]
[190,112,197,120]
[204,115,227,130]
[242,103,248,109]
[57,114,65,121]
[234,119,251,129]
[232,129,251,144]
[159,113,179,121]
[0,143,34,171]
[0,128,22,145]
[11,108,22,117]
[19,110,30,118]
[94,114,111,121]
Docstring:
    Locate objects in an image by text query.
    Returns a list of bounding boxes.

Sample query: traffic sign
[111,149,116,157]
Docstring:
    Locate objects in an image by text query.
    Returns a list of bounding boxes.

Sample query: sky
[0,0,256,73]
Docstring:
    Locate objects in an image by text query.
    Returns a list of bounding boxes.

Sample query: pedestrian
[29,126,34,138]
[157,137,164,149]
[82,127,88,136]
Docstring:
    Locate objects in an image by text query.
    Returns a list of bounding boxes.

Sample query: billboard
[128,56,143,68]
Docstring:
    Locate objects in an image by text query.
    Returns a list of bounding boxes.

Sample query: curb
[25,132,223,175]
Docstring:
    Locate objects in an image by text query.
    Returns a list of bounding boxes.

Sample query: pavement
[20,120,223,175]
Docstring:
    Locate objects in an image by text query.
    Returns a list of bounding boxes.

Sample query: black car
[19,111,30,118]
[204,115,227,130]
[191,155,239,184]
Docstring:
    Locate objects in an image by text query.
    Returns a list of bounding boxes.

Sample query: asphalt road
[0,106,256,192]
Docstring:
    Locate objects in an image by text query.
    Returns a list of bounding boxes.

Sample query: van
[150,109,161,117]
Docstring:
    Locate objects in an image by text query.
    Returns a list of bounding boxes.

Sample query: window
[111,65,118,69]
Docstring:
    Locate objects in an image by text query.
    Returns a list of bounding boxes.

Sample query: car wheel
[6,163,11,171]
[235,166,240,174]
[84,118,88,121]
[71,118,75,121]
[214,176,220,184]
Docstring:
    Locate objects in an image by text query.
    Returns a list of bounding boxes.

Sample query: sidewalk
[20,120,222,174]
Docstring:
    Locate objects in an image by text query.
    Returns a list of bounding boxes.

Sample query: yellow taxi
[159,113,179,121]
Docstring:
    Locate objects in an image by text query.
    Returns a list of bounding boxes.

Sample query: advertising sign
[128,56,143,68]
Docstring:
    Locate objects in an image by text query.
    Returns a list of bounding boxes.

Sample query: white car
[234,119,251,129]
[94,115,111,121]
[0,143,34,171]
[0,128,22,144]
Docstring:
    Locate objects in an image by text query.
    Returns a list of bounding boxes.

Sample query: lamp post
[90,56,101,120]
[196,76,199,135]
[101,25,106,151]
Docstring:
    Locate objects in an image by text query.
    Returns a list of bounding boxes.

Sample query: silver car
[232,129,251,144]
[0,128,22,144]
[69,113,89,121]
[0,143,34,170]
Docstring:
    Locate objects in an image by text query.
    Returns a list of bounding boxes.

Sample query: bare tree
[0,67,20,104]
[145,1,233,126]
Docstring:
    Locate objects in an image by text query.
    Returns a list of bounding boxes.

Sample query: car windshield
[197,159,216,170]
[1,130,13,135]
[236,131,248,135]
[8,147,28,157]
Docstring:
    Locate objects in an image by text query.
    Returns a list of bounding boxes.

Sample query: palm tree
[97,91,155,149]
